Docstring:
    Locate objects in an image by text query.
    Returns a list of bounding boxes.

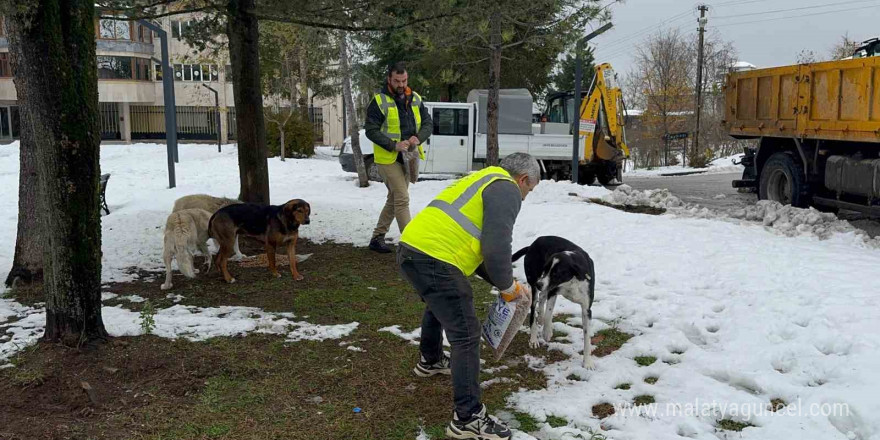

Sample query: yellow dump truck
[724,55,880,214]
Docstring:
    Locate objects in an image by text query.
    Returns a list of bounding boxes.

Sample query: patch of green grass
[634,356,657,366]
[614,383,631,390]
[545,415,568,428]
[592,328,634,357]
[8,368,43,387]
[644,376,658,384]
[633,395,655,406]
[567,373,584,381]
[424,425,447,438]
[717,419,753,431]
[514,412,540,432]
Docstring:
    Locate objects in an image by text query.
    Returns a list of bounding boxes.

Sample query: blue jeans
[397,246,482,420]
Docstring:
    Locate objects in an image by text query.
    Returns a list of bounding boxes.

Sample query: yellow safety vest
[401,167,517,275]
[373,91,427,165]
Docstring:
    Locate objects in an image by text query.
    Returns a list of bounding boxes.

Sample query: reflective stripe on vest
[373,92,425,165]
[400,167,517,275]
[426,172,509,240]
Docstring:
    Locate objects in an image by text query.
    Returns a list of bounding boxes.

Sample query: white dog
[161,208,212,290]
[172,194,245,259]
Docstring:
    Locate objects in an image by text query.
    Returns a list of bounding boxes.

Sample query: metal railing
[131,105,219,140]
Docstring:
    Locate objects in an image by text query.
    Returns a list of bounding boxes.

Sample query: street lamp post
[202,83,221,153]
[139,19,178,187]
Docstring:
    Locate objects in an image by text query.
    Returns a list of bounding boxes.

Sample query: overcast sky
[588,0,880,75]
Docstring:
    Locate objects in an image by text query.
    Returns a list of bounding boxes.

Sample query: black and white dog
[512,236,596,369]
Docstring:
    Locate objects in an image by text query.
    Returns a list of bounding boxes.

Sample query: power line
[594,21,697,64]
[711,0,766,7]
[591,9,693,54]
[713,0,880,19]
[593,15,692,59]
[713,3,880,27]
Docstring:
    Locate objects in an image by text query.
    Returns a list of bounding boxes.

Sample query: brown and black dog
[209,199,311,283]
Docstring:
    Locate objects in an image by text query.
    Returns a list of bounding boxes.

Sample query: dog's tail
[512,245,529,262]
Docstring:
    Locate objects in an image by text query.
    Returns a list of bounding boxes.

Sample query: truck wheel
[759,152,810,207]
[577,167,596,185]
[364,157,383,183]
[596,162,618,186]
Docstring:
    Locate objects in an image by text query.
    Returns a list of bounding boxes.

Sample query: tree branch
[253,10,461,32]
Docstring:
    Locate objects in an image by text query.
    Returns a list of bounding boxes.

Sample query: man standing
[397,153,540,440]
[364,61,433,253]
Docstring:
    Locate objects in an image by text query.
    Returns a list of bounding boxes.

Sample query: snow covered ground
[624,153,745,178]
[2,142,880,439]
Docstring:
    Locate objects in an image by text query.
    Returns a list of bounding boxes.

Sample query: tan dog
[172,194,245,258]
[209,199,311,283]
[161,208,212,290]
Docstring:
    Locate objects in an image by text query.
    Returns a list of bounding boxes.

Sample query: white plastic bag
[482,287,532,360]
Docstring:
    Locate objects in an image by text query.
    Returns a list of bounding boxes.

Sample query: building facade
[0,15,344,147]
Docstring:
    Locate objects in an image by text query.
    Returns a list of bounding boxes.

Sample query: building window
[98,17,133,41]
[225,64,233,82]
[0,53,10,78]
[136,23,152,43]
[173,63,219,82]
[97,56,152,81]
[98,56,132,79]
[155,64,163,81]
[134,58,151,81]
[170,20,193,40]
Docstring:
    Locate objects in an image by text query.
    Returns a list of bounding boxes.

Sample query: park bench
[100,173,110,215]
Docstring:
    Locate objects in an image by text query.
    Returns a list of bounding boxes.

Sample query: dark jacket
[364,86,433,155]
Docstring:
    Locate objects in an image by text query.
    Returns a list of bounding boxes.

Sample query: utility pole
[692,4,708,168]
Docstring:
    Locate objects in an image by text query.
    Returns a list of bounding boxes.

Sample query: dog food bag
[403,150,420,184]
[482,286,532,361]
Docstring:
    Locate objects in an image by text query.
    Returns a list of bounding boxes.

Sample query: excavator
[541,63,630,185]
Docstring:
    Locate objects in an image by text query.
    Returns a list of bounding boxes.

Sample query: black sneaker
[446,404,512,440]
[369,235,392,253]
[413,354,451,377]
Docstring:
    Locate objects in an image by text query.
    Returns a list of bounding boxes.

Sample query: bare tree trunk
[7,0,108,344]
[279,120,286,161]
[486,10,502,167]
[5,128,42,287]
[338,32,369,187]
[227,0,270,204]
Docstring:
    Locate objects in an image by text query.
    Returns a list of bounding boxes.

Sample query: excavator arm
[581,63,630,162]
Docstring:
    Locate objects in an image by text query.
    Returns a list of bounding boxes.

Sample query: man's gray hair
[500,152,541,183]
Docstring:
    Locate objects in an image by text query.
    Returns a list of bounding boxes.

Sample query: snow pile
[601,184,684,209]
[1,302,358,366]
[600,184,880,247]
[728,200,854,239]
